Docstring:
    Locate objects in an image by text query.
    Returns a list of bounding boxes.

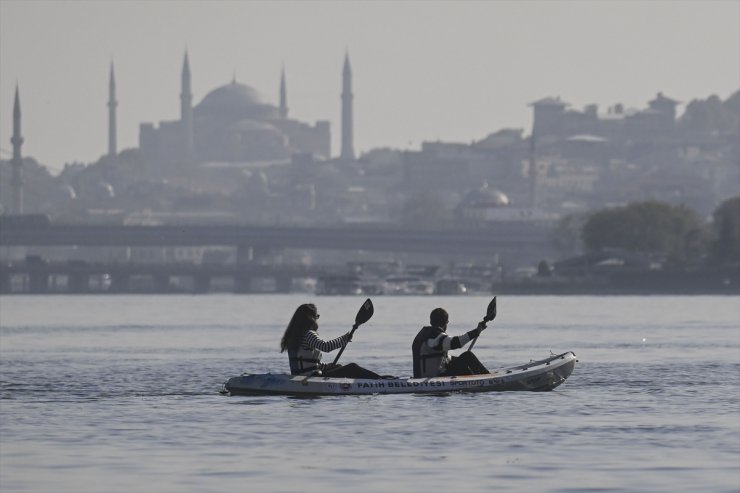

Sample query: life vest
[412,326,449,378]
[288,330,348,375]
[288,343,323,375]
[412,325,477,378]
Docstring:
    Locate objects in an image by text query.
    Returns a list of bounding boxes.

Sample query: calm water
[1,295,738,493]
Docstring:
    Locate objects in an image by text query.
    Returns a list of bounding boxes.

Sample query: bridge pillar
[109,274,130,293]
[0,271,11,294]
[68,273,90,293]
[154,274,171,293]
[234,274,252,293]
[237,245,274,265]
[236,245,253,264]
[29,271,49,294]
[49,274,62,293]
[194,274,211,293]
[26,256,49,294]
[275,275,292,293]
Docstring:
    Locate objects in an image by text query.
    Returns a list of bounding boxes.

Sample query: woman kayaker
[411,307,490,378]
[280,303,382,379]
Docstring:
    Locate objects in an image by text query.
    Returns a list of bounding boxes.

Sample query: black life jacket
[412,325,449,378]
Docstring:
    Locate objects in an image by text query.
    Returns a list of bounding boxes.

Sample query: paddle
[468,296,496,351]
[330,298,374,366]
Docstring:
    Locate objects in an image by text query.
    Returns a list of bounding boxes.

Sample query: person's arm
[427,323,486,351]
[303,330,350,353]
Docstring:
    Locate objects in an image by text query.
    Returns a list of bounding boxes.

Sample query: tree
[582,201,706,264]
[709,196,740,266]
[551,212,588,256]
[680,90,740,135]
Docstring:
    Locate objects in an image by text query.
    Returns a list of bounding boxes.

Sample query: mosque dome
[199,81,262,108]
[195,81,276,121]
[460,182,510,208]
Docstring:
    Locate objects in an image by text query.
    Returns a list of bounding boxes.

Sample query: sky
[1,0,738,173]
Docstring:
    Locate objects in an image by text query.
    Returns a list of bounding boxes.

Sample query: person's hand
[468,323,486,340]
[345,331,353,342]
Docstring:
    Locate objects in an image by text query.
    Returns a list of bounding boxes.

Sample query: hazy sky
[1,0,738,172]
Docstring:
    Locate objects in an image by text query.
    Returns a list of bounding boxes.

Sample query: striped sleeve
[302,330,348,353]
[428,331,473,351]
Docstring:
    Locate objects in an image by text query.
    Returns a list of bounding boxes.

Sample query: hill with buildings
[1,51,738,293]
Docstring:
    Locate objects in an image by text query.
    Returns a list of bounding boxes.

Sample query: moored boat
[221,351,577,396]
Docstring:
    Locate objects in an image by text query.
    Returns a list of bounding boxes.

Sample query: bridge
[0,222,552,259]
[0,221,555,293]
[0,258,343,294]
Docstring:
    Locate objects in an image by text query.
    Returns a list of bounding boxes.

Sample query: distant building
[456,182,510,222]
[402,138,530,209]
[404,141,477,191]
[529,92,681,143]
[456,182,558,223]
[138,52,331,165]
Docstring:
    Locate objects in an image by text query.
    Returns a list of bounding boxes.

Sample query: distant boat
[381,276,435,295]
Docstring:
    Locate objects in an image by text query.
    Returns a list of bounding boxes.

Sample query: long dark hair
[280,303,319,352]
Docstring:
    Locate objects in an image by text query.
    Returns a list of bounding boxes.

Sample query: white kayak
[221,351,577,396]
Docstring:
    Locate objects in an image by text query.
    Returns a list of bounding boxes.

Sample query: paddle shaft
[468,320,486,351]
[331,324,358,366]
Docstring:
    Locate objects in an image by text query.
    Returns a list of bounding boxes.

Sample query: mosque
[116,52,356,165]
[1,51,355,216]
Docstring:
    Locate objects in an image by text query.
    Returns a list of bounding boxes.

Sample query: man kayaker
[412,307,489,378]
[280,303,383,379]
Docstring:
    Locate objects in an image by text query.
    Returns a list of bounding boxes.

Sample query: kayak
[221,351,577,396]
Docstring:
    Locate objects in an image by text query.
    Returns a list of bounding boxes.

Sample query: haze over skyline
[1,0,738,172]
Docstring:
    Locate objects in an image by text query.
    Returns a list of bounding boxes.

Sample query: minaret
[180,50,194,156]
[528,130,537,209]
[340,52,355,161]
[10,84,24,214]
[108,62,118,157]
[279,65,288,119]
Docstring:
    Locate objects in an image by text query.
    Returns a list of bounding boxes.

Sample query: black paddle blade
[484,296,497,322]
[355,298,374,325]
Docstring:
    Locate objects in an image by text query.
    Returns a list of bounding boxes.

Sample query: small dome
[461,183,509,208]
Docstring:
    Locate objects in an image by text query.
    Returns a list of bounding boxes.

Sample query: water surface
[1,295,738,492]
